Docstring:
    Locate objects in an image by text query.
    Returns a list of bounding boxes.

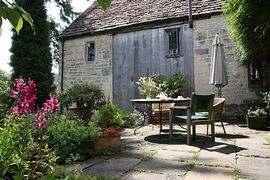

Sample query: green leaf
[1,166,9,177]
[0,0,9,19]
[14,3,35,32]
[6,7,23,34]
[97,0,112,11]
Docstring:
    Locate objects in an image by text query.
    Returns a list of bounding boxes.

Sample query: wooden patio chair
[207,98,226,135]
[169,93,215,145]
[197,98,226,135]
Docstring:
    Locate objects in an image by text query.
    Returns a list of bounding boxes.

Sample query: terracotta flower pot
[246,116,267,130]
[94,127,121,153]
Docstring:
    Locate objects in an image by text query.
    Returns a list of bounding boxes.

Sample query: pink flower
[13,78,20,87]
[33,96,59,129]
[10,107,19,116]
[10,90,17,97]
[10,78,59,129]
[10,78,37,116]
[32,119,38,125]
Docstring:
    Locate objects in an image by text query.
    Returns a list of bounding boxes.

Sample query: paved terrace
[66,121,270,180]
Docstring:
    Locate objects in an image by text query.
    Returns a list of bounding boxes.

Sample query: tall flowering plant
[10,78,36,116]
[136,77,157,99]
[10,78,59,129]
[33,96,59,129]
[1,78,59,178]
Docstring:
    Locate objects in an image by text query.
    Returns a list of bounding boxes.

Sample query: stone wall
[193,15,258,117]
[59,35,113,99]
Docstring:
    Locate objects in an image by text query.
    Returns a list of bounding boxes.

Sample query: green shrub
[0,115,58,179]
[45,115,101,163]
[150,72,186,98]
[0,70,12,118]
[150,74,167,95]
[0,115,37,165]
[95,104,124,128]
[60,83,105,109]
[262,91,270,109]
[166,72,186,98]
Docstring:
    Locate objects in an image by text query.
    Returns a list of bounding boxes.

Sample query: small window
[86,42,95,63]
[166,28,180,56]
[248,63,261,86]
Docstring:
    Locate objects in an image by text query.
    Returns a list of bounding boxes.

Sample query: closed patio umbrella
[209,33,228,97]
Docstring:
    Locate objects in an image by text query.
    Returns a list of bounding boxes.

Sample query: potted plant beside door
[60,83,105,121]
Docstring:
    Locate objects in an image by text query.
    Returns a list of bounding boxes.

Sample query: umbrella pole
[218,86,221,97]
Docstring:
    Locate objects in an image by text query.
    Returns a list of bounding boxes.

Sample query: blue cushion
[175,115,208,123]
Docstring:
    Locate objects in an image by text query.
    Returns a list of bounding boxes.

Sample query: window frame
[165,28,181,58]
[85,41,95,63]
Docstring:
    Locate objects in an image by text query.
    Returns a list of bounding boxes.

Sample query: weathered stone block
[195,48,209,55]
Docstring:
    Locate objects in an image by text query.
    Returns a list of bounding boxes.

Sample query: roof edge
[60,11,222,41]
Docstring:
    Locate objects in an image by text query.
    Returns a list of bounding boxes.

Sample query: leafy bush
[223,0,270,89]
[150,74,167,95]
[262,91,270,109]
[0,78,60,179]
[0,70,12,118]
[150,72,186,98]
[0,115,58,179]
[0,115,37,165]
[166,72,186,98]
[60,83,105,109]
[45,115,101,163]
[95,104,124,128]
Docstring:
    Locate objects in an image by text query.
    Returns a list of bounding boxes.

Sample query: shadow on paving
[201,140,247,155]
[144,133,248,155]
[144,133,204,146]
[215,133,249,139]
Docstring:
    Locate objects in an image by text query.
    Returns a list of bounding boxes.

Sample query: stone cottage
[59,0,258,116]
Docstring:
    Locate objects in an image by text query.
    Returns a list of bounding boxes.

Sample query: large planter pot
[94,127,121,153]
[68,107,92,120]
[246,116,267,130]
[94,134,121,153]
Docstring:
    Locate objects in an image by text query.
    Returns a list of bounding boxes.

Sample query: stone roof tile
[61,0,223,38]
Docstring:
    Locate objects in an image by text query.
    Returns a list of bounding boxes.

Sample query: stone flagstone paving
[65,121,270,180]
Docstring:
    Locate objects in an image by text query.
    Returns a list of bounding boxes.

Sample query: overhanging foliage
[223,0,270,89]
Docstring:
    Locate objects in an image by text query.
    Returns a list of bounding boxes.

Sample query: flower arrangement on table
[136,76,157,99]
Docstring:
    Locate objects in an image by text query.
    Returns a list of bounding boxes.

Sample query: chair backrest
[213,98,225,119]
[190,93,215,115]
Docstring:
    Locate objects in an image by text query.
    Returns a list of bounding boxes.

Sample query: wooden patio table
[130,98,190,135]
